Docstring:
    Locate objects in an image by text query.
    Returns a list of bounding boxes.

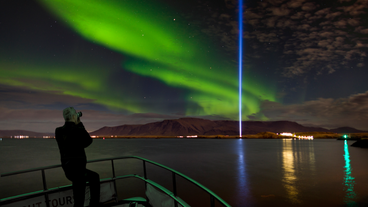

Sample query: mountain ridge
[90,117,366,136]
[0,130,54,137]
[1,118,365,137]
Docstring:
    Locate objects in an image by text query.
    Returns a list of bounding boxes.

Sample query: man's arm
[75,122,93,148]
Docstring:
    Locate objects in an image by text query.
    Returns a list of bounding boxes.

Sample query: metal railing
[1,156,231,207]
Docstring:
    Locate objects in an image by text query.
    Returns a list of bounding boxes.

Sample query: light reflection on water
[343,140,357,206]
[281,139,316,205]
[237,139,248,199]
[308,141,316,175]
[282,139,300,204]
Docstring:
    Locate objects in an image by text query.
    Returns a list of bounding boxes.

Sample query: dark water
[1,138,368,207]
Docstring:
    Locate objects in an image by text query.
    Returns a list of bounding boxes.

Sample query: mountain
[90,118,334,136]
[330,127,365,133]
[91,118,215,136]
[2,118,364,137]
[0,130,54,137]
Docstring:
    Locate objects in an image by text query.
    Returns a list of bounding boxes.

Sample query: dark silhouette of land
[0,130,53,138]
[89,118,366,137]
[1,118,366,138]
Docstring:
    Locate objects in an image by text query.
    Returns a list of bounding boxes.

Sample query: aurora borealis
[35,0,276,118]
[1,0,368,132]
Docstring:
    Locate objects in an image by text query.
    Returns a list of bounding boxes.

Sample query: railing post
[42,169,50,207]
[172,172,178,207]
[210,195,215,207]
[143,160,147,179]
[143,160,147,192]
[111,159,118,202]
[111,159,116,178]
[172,172,177,196]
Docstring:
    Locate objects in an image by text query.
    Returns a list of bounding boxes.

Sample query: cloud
[268,5,291,16]
[245,10,263,19]
[0,105,186,133]
[339,0,368,16]
[357,62,364,67]
[260,91,368,130]
[333,19,347,28]
[0,85,218,132]
[254,31,279,43]
[325,11,342,19]
[315,7,330,16]
[287,0,306,8]
[0,84,127,132]
[241,0,368,77]
[183,0,365,79]
[355,26,368,34]
[290,11,306,19]
[301,2,317,11]
[125,113,182,124]
[347,18,359,26]
[0,84,95,109]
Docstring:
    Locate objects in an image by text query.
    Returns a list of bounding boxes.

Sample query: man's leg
[85,169,100,206]
[72,178,86,207]
[63,164,87,207]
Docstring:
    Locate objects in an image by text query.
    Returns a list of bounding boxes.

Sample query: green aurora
[0,0,277,120]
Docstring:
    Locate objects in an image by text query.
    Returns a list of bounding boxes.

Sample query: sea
[1,138,368,207]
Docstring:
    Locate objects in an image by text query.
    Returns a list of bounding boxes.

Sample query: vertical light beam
[238,0,243,137]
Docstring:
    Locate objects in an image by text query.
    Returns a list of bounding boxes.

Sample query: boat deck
[0,156,231,207]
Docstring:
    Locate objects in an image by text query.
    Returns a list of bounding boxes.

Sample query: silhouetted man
[55,107,100,207]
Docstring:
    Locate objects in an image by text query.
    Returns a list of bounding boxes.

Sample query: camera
[77,111,83,118]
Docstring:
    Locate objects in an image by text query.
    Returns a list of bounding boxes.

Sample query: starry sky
[1,0,368,133]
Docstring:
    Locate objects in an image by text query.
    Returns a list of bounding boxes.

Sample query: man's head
[63,107,77,122]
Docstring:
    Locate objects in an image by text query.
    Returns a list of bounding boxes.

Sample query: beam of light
[238,0,243,137]
[0,0,278,120]
[343,140,357,206]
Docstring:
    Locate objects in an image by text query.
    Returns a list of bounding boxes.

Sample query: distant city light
[11,135,29,139]
[279,132,314,140]
[177,135,198,138]
[280,132,294,137]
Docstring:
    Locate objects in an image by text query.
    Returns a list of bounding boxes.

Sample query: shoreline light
[238,0,243,138]
[279,132,314,140]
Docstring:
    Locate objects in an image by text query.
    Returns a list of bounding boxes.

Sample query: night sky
[1,0,368,133]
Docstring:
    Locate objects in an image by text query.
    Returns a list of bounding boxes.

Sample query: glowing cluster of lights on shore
[5,135,54,139]
[11,135,29,139]
[178,135,198,138]
[279,132,314,140]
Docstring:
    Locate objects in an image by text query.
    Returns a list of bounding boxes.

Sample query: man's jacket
[55,122,92,167]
